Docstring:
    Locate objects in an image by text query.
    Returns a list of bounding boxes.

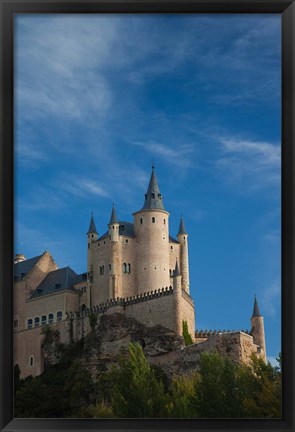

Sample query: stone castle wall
[148,331,261,378]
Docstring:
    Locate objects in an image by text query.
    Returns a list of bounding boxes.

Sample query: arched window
[123,263,127,273]
[34,317,40,327]
[48,313,54,324]
[128,264,131,274]
[14,316,19,328]
[57,311,62,321]
[27,318,33,329]
[29,355,34,367]
[140,218,143,224]
[41,315,47,325]
[164,219,166,225]
[152,217,155,223]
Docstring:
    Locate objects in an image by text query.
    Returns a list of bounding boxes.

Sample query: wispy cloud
[214,137,280,192]
[56,176,109,199]
[261,281,281,317]
[132,141,195,169]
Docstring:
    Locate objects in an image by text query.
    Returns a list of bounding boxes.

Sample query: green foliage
[182,320,193,346]
[110,343,168,418]
[167,372,199,418]
[41,325,60,344]
[14,340,282,419]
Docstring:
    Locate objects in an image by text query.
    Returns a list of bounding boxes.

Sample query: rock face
[43,313,185,372]
[82,313,185,370]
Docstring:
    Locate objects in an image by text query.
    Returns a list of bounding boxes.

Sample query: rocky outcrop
[43,313,185,372]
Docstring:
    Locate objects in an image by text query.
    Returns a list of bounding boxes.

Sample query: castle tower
[133,167,170,294]
[250,297,267,363]
[177,215,190,293]
[173,259,183,335]
[87,213,98,307]
[108,204,121,298]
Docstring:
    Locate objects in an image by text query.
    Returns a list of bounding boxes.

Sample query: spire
[109,204,118,225]
[178,215,187,235]
[173,259,181,277]
[141,166,165,211]
[87,213,98,235]
[252,296,262,317]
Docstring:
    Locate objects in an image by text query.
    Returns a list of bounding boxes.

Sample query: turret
[87,213,98,305]
[108,204,119,243]
[173,260,182,335]
[177,215,190,293]
[87,213,98,242]
[108,204,120,298]
[250,296,266,363]
[133,166,170,294]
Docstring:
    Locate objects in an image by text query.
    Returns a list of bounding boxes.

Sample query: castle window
[99,265,104,275]
[104,241,106,244]
[109,264,111,271]
[41,315,47,325]
[88,243,90,249]
[123,263,127,273]
[29,355,34,367]
[140,218,143,224]
[171,246,173,250]
[98,243,100,247]
[91,234,94,238]
[14,316,19,328]
[164,219,166,225]
[48,313,54,324]
[128,264,131,274]
[27,319,33,329]
[55,283,60,289]
[126,239,128,243]
[152,217,155,223]
[34,317,40,327]
[151,193,155,198]
[169,269,172,277]
[57,311,62,321]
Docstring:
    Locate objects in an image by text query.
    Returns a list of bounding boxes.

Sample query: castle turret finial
[141,167,165,211]
[252,296,262,318]
[87,213,98,235]
[178,215,187,235]
[109,203,118,225]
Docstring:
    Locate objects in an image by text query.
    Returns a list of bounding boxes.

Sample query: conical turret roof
[252,296,262,317]
[178,215,187,235]
[141,167,165,211]
[173,259,181,277]
[109,204,118,225]
[87,213,98,235]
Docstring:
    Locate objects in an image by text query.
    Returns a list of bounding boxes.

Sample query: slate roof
[252,297,262,317]
[87,214,98,235]
[140,167,165,211]
[109,205,118,225]
[14,255,42,280]
[98,221,135,240]
[173,260,181,277]
[178,216,187,235]
[30,266,78,299]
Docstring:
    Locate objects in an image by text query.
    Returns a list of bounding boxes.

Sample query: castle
[13,167,266,378]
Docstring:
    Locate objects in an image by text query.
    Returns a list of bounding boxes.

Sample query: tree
[111,343,168,418]
[167,372,199,418]
[182,320,193,346]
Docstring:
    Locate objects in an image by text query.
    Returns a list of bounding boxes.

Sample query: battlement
[195,329,250,339]
[68,285,174,319]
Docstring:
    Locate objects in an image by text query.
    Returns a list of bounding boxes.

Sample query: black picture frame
[0,0,294,431]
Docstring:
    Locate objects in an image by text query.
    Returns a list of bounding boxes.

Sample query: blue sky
[14,14,281,364]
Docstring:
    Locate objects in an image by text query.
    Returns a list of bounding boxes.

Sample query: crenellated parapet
[68,285,174,319]
[195,329,250,339]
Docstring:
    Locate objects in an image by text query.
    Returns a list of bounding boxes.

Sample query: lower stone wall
[148,331,260,378]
